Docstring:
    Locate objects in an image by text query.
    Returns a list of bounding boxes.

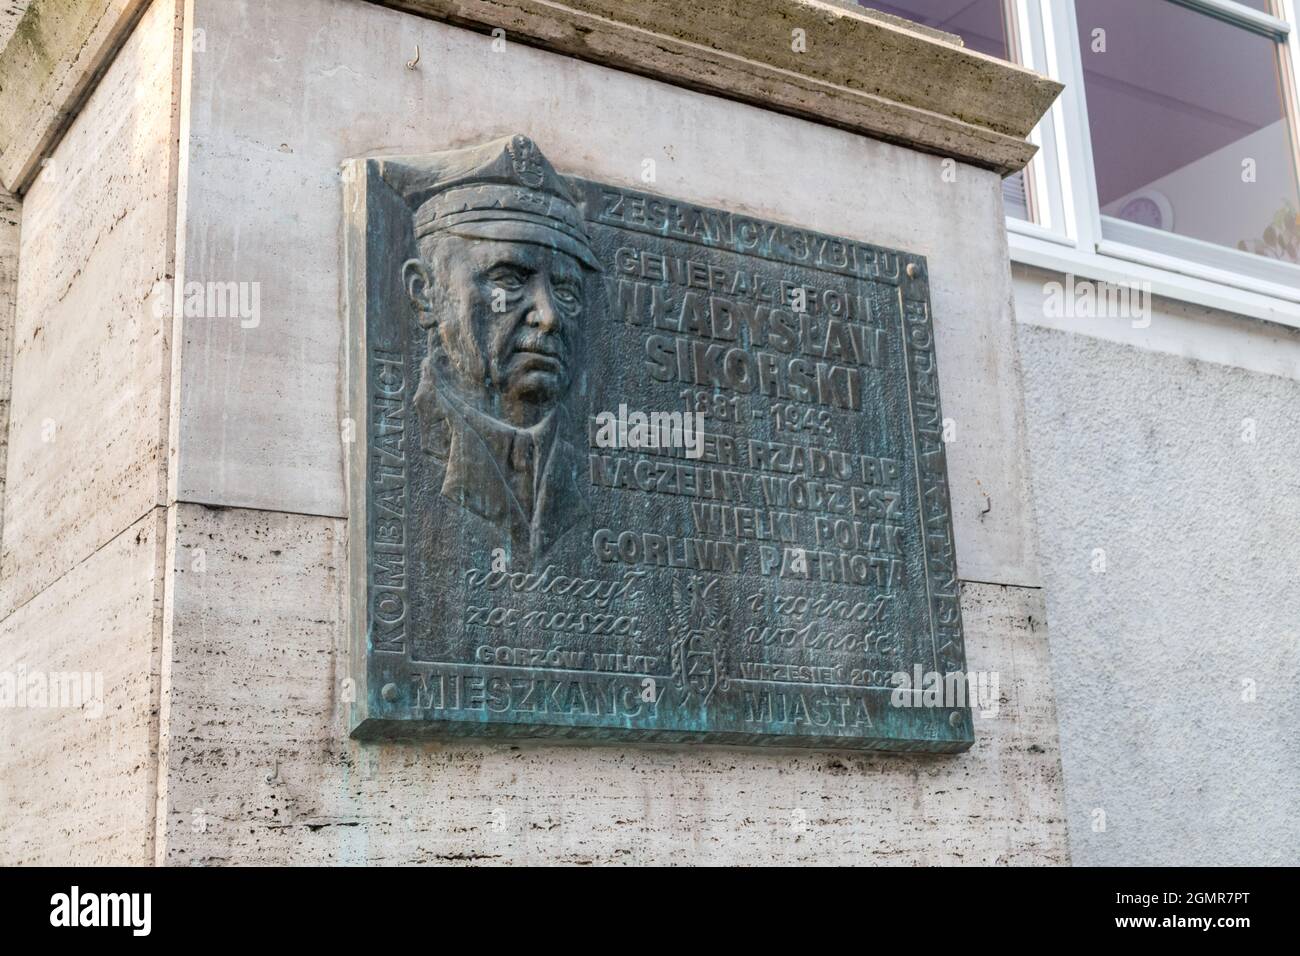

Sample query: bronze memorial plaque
[344,135,971,751]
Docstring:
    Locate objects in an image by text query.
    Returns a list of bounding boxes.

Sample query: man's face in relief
[411,236,585,427]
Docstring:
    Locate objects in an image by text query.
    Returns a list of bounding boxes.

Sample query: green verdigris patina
[344,134,971,751]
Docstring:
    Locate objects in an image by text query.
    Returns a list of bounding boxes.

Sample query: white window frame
[1005,0,1300,328]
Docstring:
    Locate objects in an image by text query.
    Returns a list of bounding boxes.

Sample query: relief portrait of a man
[378,135,600,561]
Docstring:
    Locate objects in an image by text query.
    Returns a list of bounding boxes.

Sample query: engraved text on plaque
[344,135,971,751]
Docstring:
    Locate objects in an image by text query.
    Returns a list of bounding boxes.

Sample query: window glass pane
[1078,0,1300,265]
[856,2,1032,220]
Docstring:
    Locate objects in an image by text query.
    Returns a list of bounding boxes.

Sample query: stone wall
[157,504,1064,864]
[0,0,1070,865]
[0,188,16,544]
[0,0,179,864]
[146,0,1067,864]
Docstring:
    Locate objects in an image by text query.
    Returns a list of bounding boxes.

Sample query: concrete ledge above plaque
[344,135,971,752]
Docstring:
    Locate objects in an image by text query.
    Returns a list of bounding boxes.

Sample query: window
[859,1,1300,324]
[1078,0,1300,271]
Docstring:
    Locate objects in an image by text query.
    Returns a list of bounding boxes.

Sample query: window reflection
[1078,0,1300,264]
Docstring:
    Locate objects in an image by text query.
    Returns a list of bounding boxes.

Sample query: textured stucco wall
[1013,266,1300,866]
[0,0,178,865]
[143,0,1068,864]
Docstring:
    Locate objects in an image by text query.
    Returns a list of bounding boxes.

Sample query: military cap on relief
[377,134,600,271]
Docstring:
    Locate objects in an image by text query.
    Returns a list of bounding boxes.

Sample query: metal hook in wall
[406,44,420,70]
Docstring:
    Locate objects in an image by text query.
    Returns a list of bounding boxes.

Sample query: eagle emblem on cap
[507,134,545,188]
